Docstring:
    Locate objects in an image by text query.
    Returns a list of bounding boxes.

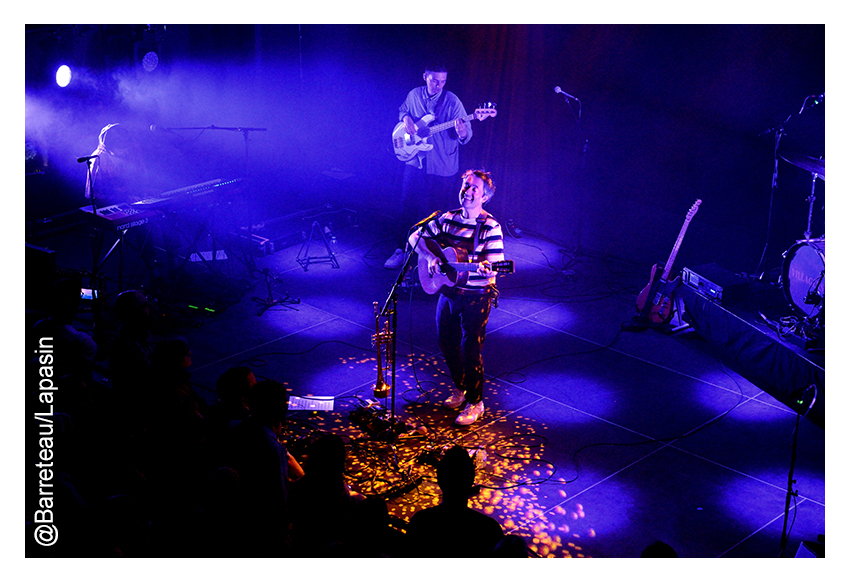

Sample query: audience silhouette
[289,432,366,555]
[641,540,679,557]
[223,379,297,555]
[405,445,505,557]
[29,293,545,557]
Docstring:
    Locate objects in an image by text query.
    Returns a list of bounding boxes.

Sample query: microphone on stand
[555,86,582,120]
[77,155,99,163]
[149,125,173,133]
[554,86,578,100]
[410,210,441,231]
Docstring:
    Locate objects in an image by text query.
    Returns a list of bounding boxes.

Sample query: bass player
[384,63,473,270]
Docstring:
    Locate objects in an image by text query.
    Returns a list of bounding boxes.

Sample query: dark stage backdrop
[25,24,825,276]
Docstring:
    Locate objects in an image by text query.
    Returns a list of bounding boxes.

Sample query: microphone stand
[374,220,432,439]
[81,156,111,344]
[755,94,823,278]
[778,385,817,557]
[556,90,588,261]
[155,124,294,310]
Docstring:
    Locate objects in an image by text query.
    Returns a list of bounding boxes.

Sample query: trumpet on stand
[367,218,435,441]
[372,301,393,401]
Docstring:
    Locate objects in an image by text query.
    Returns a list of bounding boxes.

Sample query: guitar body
[418,242,468,295]
[392,114,436,161]
[417,239,515,295]
[392,105,497,162]
[636,264,681,324]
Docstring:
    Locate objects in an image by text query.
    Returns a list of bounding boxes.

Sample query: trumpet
[372,301,391,399]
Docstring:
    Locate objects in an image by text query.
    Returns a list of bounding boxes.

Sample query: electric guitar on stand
[636,199,702,324]
[417,239,514,295]
[392,103,497,162]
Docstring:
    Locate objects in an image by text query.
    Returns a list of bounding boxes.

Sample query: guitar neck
[660,227,688,280]
[445,262,480,272]
[425,113,474,135]
[660,201,701,280]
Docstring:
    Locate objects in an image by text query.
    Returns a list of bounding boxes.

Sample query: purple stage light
[141,51,159,72]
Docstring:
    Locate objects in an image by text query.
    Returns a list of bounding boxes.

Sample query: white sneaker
[384,248,405,269]
[443,389,466,409]
[455,401,485,426]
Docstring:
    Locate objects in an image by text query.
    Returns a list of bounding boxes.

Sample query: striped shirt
[421,209,505,290]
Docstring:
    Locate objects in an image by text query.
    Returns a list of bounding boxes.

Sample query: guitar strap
[420,89,449,171]
[472,212,498,308]
[472,211,488,252]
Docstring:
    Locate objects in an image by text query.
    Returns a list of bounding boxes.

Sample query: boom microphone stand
[554,86,588,260]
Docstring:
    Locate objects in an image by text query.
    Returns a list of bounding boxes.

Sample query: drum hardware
[780,152,824,241]
[780,152,824,180]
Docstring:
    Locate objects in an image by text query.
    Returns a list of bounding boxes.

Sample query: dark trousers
[436,290,493,405]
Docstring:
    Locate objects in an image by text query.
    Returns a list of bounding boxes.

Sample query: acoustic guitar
[417,239,514,295]
[636,199,702,323]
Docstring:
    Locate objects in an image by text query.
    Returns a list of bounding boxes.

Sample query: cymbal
[781,152,825,180]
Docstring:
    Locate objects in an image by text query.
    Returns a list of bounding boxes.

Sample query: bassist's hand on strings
[403,115,417,137]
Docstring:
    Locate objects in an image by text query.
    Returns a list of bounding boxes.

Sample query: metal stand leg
[251,268,299,315]
[296,221,339,271]
[668,293,692,334]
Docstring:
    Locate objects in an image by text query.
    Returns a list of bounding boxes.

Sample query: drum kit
[778,152,825,342]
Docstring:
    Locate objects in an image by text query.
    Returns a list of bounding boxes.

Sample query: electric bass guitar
[392,103,497,162]
[417,239,514,295]
[636,199,702,323]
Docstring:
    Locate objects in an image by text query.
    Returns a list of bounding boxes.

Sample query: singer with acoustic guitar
[408,169,510,426]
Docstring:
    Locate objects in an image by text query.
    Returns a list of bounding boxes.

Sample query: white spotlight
[55,64,72,87]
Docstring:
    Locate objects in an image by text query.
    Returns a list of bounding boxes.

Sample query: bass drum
[781,238,825,318]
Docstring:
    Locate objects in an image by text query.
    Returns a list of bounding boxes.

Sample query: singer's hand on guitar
[477,260,493,277]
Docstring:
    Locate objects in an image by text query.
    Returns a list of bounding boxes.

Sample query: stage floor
[26,205,826,558]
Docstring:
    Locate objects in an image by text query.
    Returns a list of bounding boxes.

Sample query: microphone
[411,210,440,230]
[800,93,825,114]
[150,125,172,133]
[77,155,99,163]
[554,86,578,100]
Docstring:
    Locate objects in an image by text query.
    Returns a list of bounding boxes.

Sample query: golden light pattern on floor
[287,372,600,558]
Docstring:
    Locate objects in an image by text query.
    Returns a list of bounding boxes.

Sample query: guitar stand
[296,220,339,271]
[626,294,691,335]
[665,294,692,335]
[252,267,300,315]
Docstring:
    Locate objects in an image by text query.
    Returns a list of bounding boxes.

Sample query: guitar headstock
[492,260,514,274]
[687,199,702,220]
[474,102,497,121]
